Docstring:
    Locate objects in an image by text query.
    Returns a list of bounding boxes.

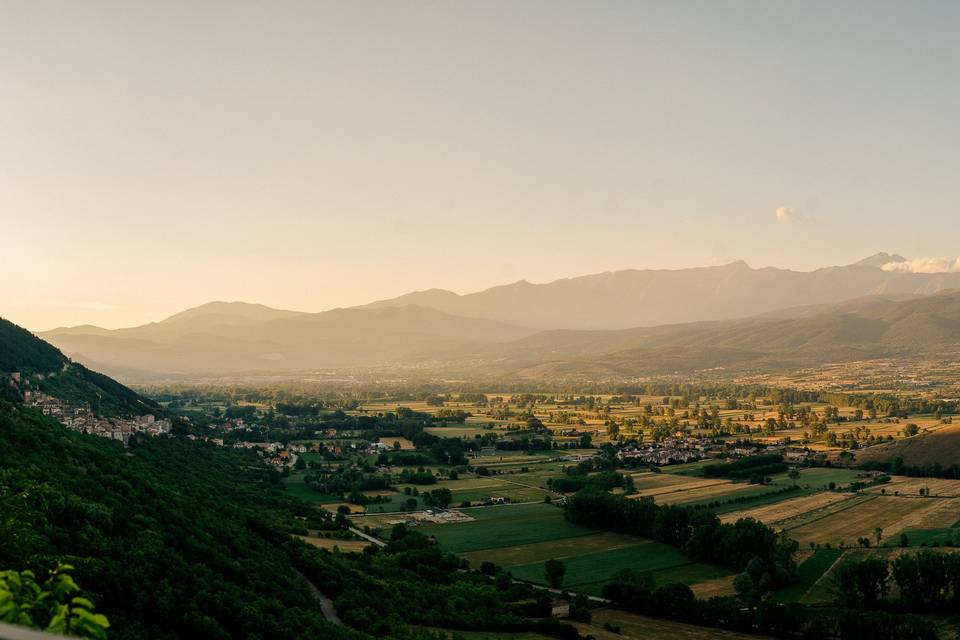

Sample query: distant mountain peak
[721,259,751,269]
[856,252,907,268]
[160,301,302,326]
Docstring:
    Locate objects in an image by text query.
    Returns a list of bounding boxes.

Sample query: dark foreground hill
[0,402,357,640]
[0,321,351,636]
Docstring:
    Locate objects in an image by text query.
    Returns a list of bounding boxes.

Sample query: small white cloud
[708,257,742,266]
[775,206,801,225]
[881,257,960,274]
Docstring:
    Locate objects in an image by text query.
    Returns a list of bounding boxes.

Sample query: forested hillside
[0,401,354,639]
[1,317,157,415]
[0,317,65,372]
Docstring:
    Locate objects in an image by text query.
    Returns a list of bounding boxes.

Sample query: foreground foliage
[0,565,109,638]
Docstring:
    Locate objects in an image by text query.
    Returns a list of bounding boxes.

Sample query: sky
[3,1,960,330]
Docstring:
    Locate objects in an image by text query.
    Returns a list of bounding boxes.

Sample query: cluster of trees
[548,470,630,494]
[396,468,440,484]
[304,465,393,498]
[288,526,583,639]
[701,454,788,482]
[601,570,936,640]
[863,456,960,480]
[563,489,796,582]
[835,551,960,612]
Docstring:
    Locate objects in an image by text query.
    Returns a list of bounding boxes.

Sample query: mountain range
[357,252,960,329]
[40,304,534,377]
[34,253,960,381]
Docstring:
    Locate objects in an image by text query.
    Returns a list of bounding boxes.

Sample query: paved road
[349,526,386,547]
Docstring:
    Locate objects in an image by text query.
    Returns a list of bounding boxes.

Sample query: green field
[660,460,716,475]
[894,527,960,546]
[508,541,691,588]
[798,548,894,604]
[363,493,424,513]
[283,477,339,503]
[646,563,732,590]
[418,503,594,553]
[449,485,551,504]
[771,549,843,603]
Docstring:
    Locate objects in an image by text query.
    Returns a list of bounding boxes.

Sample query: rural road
[296,570,343,626]
[349,526,386,546]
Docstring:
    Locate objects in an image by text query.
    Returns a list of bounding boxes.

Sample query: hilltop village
[22,390,171,443]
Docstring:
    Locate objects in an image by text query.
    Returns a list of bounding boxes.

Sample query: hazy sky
[4,1,960,330]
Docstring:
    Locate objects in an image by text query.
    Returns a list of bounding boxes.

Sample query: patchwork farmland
[418,502,736,596]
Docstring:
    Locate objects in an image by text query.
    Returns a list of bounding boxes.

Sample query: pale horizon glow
[4,1,960,330]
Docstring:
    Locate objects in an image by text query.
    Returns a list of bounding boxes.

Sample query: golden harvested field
[575,609,772,640]
[362,489,398,497]
[787,496,956,546]
[690,575,738,599]
[631,475,731,498]
[649,482,760,506]
[630,472,699,489]
[866,476,960,497]
[295,535,371,552]
[904,497,960,529]
[377,436,415,450]
[719,491,855,525]
[857,423,960,467]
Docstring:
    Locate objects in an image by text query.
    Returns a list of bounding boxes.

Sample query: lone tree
[875,527,884,546]
[544,559,566,589]
[788,467,800,487]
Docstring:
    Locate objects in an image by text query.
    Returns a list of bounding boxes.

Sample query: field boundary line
[781,493,876,531]
[801,550,847,603]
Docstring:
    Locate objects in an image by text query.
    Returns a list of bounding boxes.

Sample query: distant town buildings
[22,390,171,444]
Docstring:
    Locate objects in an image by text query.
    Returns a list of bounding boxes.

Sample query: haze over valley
[37,253,960,382]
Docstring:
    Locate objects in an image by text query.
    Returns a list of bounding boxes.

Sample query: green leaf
[45,603,69,633]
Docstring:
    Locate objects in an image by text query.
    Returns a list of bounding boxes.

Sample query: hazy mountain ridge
[41,303,535,376]
[447,291,960,379]
[359,254,960,330]
[34,255,960,382]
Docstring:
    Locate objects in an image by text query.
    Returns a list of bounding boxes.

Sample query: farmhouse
[550,600,570,617]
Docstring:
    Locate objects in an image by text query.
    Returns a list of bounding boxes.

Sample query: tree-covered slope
[1,317,158,415]
[0,401,356,640]
[0,317,64,373]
